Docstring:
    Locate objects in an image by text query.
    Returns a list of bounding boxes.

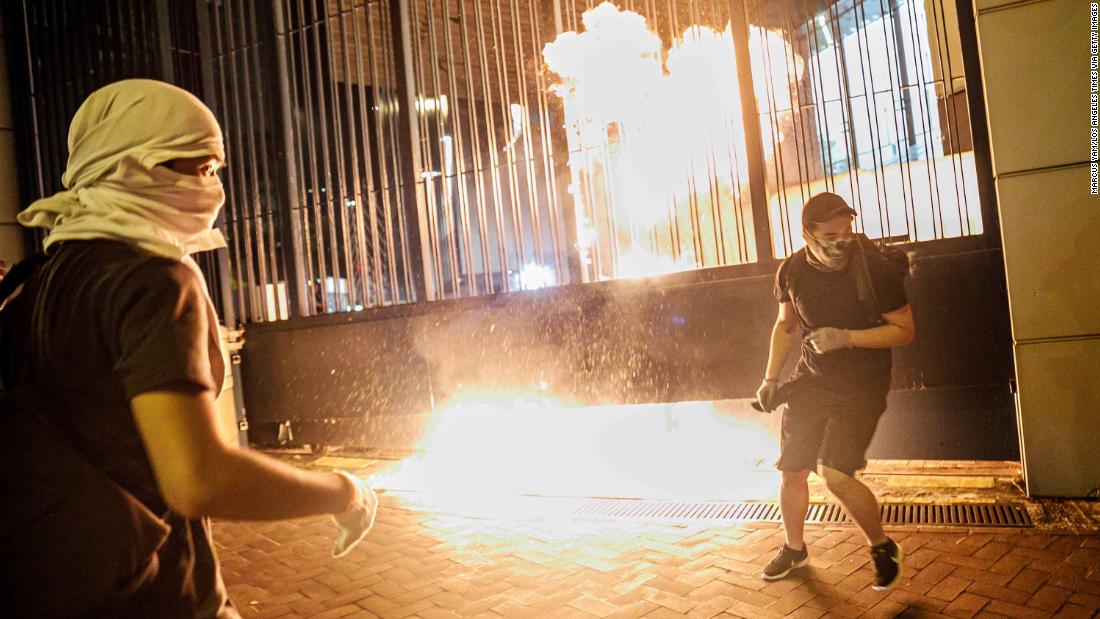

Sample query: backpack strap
[0,253,48,390]
[852,236,881,324]
[0,252,47,308]
[790,241,883,326]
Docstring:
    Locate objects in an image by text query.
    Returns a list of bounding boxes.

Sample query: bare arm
[848,304,915,349]
[765,301,802,380]
[131,389,355,520]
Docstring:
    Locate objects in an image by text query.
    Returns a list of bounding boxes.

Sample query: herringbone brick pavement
[215,498,1100,619]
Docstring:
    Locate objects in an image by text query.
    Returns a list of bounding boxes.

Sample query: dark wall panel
[242,246,1018,459]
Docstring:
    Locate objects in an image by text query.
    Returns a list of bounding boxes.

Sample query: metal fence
[7,0,165,211]
[745,0,984,256]
[5,0,233,315]
[8,0,994,326]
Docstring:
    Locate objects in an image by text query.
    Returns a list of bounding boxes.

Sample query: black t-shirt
[2,240,235,618]
[774,246,908,395]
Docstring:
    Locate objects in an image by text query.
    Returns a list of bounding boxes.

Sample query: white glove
[755,379,781,413]
[806,328,852,354]
[331,471,378,558]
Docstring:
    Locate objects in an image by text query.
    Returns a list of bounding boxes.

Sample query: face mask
[818,235,849,259]
[805,231,853,271]
[810,233,852,259]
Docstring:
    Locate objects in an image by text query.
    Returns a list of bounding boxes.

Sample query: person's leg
[817,397,903,591]
[780,469,811,549]
[816,465,887,546]
[763,399,824,581]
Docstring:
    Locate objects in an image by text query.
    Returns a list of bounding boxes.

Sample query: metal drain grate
[568,500,1032,527]
[880,502,1032,527]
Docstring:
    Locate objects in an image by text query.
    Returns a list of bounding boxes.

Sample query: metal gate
[6,0,998,328]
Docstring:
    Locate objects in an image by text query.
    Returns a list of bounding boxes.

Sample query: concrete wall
[974,0,1100,496]
[0,10,25,270]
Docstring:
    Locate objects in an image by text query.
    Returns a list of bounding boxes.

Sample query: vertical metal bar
[196,0,239,328]
[851,0,890,239]
[306,1,342,312]
[44,1,67,193]
[880,0,915,239]
[296,1,328,310]
[246,5,285,314]
[928,0,954,237]
[270,0,310,316]
[11,1,46,204]
[829,1,867,231]
[880,0,916,240]
[802,0,835,192]
[487,0,527,276]
[954,0,997,247]
[421,0,463,298]
[210,2,252,322]
[439,0,486,295]
[532,0,580,284]
[132,0,150,74]
[928,0,965,235]
[230,0,273,321]
[835,0,873,235]
[756,9,794,255]
[336,0,373,308]
[729,0,774,262]
[349,0,383,306]
[454,1,496,293]
[408,0,446,298]
[286,0,321,310]
[222,3,265,321]
[470,0,511,289]
[507,0,546,271]
[777,0,810,211]
[323,0,359,310]
[155,0,176,83]
[390,0,435,302]
[381,5,416,301]
[363,2,401,303]
[901,0,938,241]
[207,1,247,318]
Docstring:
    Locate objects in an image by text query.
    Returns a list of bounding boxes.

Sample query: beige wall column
[974,0,1100,496]
[0,10,26,269]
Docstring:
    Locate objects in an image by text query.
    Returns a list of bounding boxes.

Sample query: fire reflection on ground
[370,394,781,514]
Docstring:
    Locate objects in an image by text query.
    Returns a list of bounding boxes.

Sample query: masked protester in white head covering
[1,80,377,617]
[18,78,228,261]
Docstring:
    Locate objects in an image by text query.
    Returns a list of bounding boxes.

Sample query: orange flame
[544,2,802,278]
[372,391,781,512]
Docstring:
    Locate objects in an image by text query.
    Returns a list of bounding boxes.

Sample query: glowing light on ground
[370,392,781,514]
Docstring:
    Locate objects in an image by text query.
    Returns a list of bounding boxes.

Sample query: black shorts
[775,386,887,477]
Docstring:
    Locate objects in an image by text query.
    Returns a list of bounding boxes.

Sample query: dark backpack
[0,254,170,617]
[858,233,911,280]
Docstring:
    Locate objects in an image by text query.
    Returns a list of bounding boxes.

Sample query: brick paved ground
[215,496,1100,619]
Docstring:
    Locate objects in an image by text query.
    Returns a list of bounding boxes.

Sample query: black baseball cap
[801,192,857,228]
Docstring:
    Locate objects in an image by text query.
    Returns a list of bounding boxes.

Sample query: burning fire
[372,391,781,513]
[544,1,983,270]
[543,2,802,279]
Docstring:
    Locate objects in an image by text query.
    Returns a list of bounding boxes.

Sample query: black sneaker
[761,544,809,581]
[870,538,904,591]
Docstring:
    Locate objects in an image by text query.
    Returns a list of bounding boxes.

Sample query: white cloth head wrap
[17,79,228,260]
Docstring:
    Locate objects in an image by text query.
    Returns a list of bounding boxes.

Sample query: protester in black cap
[755,192,914,590]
